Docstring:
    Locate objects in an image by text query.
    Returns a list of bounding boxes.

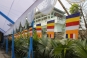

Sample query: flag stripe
[47,20,54,23]
[66,34,68,38]
[47,23,54,26]
[29,31,32,33]
[36,26,42,28]
[36,28,41,30]
[66,17,80,23]
[36,24,41,26]
[47,26,54,29]
[66,29,78,34]
[66,12,80,19]
[29,27,32,31]
[73,34,75,39]
[47,29,54,31]
[66,21,79,27]
[70,34,73,38]
[68,34,70,38]
[37,31,41,33]
[66,25,79,30]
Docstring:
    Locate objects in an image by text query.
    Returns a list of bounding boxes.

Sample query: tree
[25,20,29,29]
[69,4,79,14]
[19,22,22,32]
[52,39,79,58]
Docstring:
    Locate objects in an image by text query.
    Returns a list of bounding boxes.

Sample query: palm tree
[52,39,79,58]
[73,39,87,58]
[37,37,53,58]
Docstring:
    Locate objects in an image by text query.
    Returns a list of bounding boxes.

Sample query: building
[34,8,66,39]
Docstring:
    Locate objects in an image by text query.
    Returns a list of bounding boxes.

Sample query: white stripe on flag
[25,33,27,34]
[66,25,79,30]
[37,30,41,33]
[30,31,32,33]
[47,29,54,31]
[73,34,75,39]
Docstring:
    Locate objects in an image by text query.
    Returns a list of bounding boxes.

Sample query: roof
[54,7,65,14]
[35,7,65,15]
[0,0,43,35]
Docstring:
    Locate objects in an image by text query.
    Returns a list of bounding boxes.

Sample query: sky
[54,0,71,14]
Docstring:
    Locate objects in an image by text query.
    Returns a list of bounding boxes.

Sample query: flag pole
[28,21,34,58]
[6,37,8,54]
[12,30,15,58]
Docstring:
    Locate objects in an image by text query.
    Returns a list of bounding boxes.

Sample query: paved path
[0,49,5,58]
[0,48,10,58]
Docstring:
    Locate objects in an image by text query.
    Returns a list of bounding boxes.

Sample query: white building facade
[34,8,66,39]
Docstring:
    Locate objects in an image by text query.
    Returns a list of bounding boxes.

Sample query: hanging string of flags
[66,12,80,39]
[8,19,55,39]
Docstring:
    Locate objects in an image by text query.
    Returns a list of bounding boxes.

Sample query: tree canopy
[69,4,79,14]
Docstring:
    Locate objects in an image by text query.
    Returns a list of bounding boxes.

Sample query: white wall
[54,23,64,32]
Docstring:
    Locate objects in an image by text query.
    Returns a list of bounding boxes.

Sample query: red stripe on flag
[66,21,79,27]
[70,34,73,38]
[29,29,32,31]
[47,26,54,29]
[36,28,41,30]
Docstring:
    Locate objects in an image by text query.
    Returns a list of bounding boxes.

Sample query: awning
[0,0,43,35]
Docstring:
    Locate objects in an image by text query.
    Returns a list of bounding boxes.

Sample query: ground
[0,48,10,58]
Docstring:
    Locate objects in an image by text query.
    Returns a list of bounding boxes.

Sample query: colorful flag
[47,20,55,38]
[36,23,42,38]
[66,12,80,39]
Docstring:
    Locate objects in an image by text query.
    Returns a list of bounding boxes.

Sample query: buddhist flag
[47,20,55,38]
[29,27,32,37]
[36,24,42,38]
[66,12,80,39]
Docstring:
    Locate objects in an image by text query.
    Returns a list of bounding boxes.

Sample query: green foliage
[19,22,22,32]
[69,4,79,14]
[25,20,29,29]
[14,28,87,58]
[14,33,29,58]
[73,39,87,58]
[37,38,53,58]
[52,39,79,58]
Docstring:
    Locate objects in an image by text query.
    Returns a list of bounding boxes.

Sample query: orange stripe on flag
[66,29,78,39]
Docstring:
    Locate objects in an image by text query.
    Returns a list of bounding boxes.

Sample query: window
[44,17,47,19]
[51,12,54,15]
[48,16,50,19]
[51,15,54,18]
[54,13,59,17]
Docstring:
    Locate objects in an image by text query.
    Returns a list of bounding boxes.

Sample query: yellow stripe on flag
[68,34,70,39]
[66,29,79,39]
[47,23,54,26]
[36,26,41,28]
[66,17,80,23]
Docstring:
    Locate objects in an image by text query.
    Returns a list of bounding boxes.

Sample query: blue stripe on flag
[66,34,68,38]
[36,24,41,26]
[66,12,80,19]
[47,20,54,23]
